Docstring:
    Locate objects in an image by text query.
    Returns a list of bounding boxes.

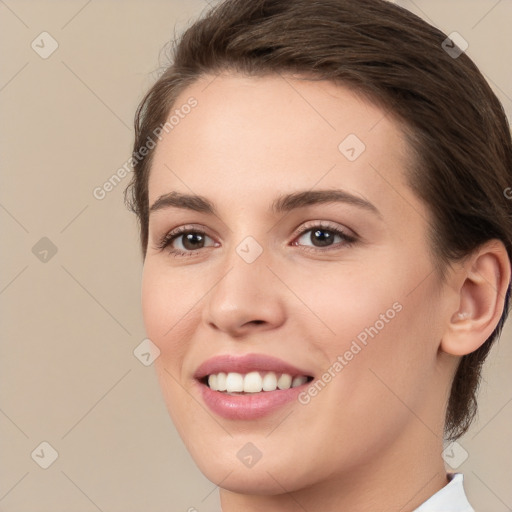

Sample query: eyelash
[156,222,358,258]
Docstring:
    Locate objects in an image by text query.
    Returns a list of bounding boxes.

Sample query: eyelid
[154,223,216,252]
[290,219,358,240]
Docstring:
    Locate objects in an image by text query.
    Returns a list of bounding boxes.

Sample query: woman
[125,0,512,510]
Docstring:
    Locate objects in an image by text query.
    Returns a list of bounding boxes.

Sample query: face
[141,73,455,495]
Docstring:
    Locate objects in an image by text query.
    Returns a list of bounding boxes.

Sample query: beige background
[1,1,511,511]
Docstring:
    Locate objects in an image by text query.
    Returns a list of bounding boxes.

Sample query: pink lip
[193,353,313,380]
[193,353,314,421]
[196,380,311,420]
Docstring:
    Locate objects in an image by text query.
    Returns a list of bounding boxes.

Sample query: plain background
[1,1,511,511]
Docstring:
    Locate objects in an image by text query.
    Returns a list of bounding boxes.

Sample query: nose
[202,242,286,338]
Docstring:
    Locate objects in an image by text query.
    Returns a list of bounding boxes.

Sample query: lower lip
[196,380,310,420]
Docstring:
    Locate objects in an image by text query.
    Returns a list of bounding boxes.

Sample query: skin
[141,72,510,511]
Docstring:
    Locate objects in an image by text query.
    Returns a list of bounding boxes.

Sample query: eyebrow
[149,189,381,218]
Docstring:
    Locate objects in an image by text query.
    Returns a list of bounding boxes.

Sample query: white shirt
[413,473,474,511]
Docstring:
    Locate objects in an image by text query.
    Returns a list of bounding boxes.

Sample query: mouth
[199,371,315,394]
[193,353,316,420]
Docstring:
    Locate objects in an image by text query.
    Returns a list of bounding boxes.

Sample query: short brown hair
[125,0,512,440]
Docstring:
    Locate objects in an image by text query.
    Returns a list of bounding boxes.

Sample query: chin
[188,443,318,496]
[202,464,303,496]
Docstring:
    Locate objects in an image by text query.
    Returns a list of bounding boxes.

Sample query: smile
[194,353,315,420]
[204,371,312,394]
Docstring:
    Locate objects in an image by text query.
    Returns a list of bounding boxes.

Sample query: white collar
[413,473,474,512]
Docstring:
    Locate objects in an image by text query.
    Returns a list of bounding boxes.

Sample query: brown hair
[125,0,512,440]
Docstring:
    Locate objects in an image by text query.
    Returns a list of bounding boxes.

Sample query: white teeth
[226,372,244,392]
[216,372,227,391]
[206,371,310,393]
[208,374,218,391]
[292,375,308,387]
[262,371,277,391]
[277,373,292,390]
[243,371,262,393]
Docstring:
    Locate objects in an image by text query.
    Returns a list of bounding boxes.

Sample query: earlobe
[441,240,511,357]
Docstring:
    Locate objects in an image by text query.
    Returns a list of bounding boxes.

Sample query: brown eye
[293,223,357,252]
[178,232,208,250]
[158,227,216,256]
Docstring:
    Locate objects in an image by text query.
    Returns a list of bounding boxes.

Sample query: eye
[291,222,357,252]
[156,225,217,257]
[156,221,357,257]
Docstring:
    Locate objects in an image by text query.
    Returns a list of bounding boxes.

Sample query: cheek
[141,261,202,432]
[141,265,168,341]
[289,260,400,349]
[140,260,204,420]
[141,261,200,355]
[296,257,437,409]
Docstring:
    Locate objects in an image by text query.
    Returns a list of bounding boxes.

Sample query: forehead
[147,72,422,221]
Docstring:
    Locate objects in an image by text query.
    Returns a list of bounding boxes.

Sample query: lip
[193,353,314,421]
[193,353,313,380]
[196,379,312,420]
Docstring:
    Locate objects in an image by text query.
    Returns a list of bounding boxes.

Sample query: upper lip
[194,353,314,380]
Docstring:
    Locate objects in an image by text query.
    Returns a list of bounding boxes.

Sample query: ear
[441,239,511,356]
